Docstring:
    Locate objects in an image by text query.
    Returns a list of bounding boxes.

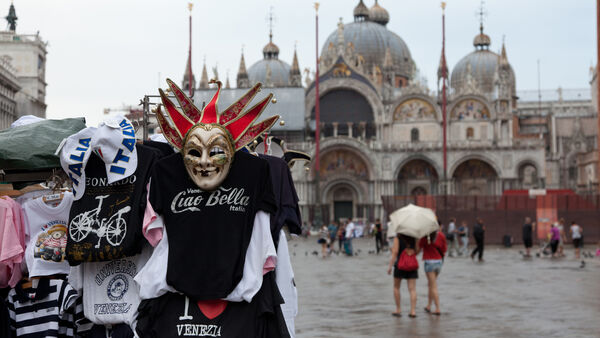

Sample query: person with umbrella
[386,204,439,318]
[419,222,447,315]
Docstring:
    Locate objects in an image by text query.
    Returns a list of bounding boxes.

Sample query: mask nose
[199,149,211,168]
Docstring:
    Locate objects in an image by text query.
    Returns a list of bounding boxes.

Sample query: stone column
[359,121,367,139]
[332,122,339,137]
[347,122,353,138]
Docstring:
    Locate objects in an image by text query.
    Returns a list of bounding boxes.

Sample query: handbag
[396,249,419,271]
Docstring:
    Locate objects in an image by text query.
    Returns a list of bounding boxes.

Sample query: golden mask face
[182,124,234,190]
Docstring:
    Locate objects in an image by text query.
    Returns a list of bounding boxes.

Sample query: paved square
[290,237,599,338]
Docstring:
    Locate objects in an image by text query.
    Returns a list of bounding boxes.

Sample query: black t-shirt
[136,272,284,338]
[149,151,277,300]
[522,223,533,240]
[143,140,175,158]
[259,155,302,241]
[473,223,485,239]
[67,144,158,265]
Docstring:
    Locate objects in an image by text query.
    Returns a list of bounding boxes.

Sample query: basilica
[187,1,597,222]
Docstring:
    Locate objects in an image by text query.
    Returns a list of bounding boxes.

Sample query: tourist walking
[458,221,469,256]
[570,221,583,259]
[344,218,356,256]
[387,234,419,318]
[446,218,458,257]
[374,218,384,254]
[337,222,346,252]
[328,220,338,252]
[471,218,485,262]
[522,217,535,257]
[419,224,447,315]
[318,225,329,258]
[550,223,561,257]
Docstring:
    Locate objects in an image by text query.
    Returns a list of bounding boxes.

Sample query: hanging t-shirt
[7,278,79,337]
[136,272,284,338]
[22,193,74,277]
[135,211,276,303]
[258,155,302,241]
[0,197,25,287]
[275,230,297,338]
[67,145,158,265]
[148,151,277,300]
[68,246,150,326]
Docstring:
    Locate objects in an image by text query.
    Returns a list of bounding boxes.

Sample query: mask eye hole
[188,149,201,157]
[210,146,225,157]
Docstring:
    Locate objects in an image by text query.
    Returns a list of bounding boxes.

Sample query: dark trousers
[471,237,484,260]
[338,238,344,251]
[375,234,383,254]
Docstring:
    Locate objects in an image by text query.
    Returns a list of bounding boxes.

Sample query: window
[411,128,419,142]
[466,127,474,140]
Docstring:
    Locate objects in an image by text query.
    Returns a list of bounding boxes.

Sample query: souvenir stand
[0,79,305,338]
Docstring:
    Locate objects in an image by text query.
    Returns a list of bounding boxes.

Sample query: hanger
[35,169,69,204]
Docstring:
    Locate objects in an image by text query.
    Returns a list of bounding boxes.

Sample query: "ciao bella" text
[170,187,250,214]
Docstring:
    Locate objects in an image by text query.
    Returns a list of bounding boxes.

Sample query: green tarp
[0,118,86,170]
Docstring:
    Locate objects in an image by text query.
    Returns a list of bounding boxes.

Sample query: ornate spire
[199,61,209,89]
[353,0,369,22]
[290,47,302,87]
[499,39,509,66]
[5,1,17,32]
[263,7,280,59]
[182,53,196,92]
[473,1,490,50]
[369,0,390,26]
[383,47,393,70]
[225,72,231,89]
[236,50,250,88]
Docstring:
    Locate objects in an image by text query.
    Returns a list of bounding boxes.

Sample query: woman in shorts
[419,224,447,315]
[387,234,419,318]
[570,221,583,259]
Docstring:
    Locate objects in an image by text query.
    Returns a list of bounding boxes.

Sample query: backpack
[396,249,419,271]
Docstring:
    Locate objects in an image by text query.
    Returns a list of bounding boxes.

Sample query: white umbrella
[388,204,438,239]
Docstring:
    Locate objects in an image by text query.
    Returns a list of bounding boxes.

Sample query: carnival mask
[182,124,234,190]
[157,79,279,190]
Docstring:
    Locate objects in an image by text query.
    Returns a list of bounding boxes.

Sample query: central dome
[322,20,415,80]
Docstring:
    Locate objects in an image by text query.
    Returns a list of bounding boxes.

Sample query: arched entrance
[397,159,439,195]
[330,185,357,222]
[452,159,498,195]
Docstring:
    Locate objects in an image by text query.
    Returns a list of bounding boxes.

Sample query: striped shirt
[7,278,78,337]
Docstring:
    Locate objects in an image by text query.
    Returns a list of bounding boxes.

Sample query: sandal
[432,311,441,316]
[424,307,431,313]
[409,314,417,318]
[391,312,402,317]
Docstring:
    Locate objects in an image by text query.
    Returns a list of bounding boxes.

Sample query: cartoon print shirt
[66,144,158,265]
[22,192,74,277]
[148,151,277,301]
[68,245,151,325]
[135,272,284,338]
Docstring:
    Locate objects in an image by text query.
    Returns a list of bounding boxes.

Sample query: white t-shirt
[345,222,355,239]
[68,245,151,325]
[448,222,456,234]
[571,225,582,239]
[22,192,73,277]
[135,210,277,303]
[276,230,297,338]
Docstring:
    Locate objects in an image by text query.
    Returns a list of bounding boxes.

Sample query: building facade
[180,1,596,223]
[0,3,48,125]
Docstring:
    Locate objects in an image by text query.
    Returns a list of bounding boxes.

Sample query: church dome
[369,0,389,26]
[322,20,415,80]
[248,59,291,87]
[353,0,370,21]
[450,33,515,95]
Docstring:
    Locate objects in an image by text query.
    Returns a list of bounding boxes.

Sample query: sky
[7,0,597,127]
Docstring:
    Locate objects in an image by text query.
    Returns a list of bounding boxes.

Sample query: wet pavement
[289,236,600,338]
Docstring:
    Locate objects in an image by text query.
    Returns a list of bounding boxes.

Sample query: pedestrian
[446,217,458,257]
[522,217,535,257]
[318,225,329,258]
[344,218,356,256]
[458,221,469,256]
[328,220,338,252]
[419,223,447,315]
[557,218,566,257]
[337,222,346,252]
[550,223,561,257]
[570,221,583,259]
[374,218,384,254]
[471,218,485,262]
[387,234,419,318]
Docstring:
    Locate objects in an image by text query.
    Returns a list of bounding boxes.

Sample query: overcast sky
[8,0,597,126]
